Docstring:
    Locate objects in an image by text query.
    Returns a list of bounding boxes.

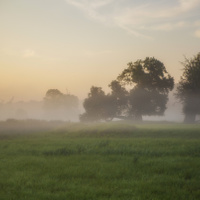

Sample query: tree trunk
[184,113,196,123]
[115,114,143,122]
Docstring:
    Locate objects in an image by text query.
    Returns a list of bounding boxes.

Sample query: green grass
[0,121,200,199]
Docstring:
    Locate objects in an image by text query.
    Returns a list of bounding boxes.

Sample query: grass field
[0,120,200,200]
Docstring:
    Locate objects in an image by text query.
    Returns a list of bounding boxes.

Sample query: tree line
[80,53,200,123]
[7,53,198,123]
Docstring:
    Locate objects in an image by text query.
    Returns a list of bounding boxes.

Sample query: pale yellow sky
[0,0,200,101]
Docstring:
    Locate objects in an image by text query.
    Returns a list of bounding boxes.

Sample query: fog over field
[1,0,200,123]
[0,88,190,123]
[0,98,80,122]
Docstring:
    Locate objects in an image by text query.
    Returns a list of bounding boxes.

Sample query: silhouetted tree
[44,89,79,120]
[108,80,128,117]
[80,86,116,122]
[176,53,200,123]
[118,57,174,121]
[80,81,129,122]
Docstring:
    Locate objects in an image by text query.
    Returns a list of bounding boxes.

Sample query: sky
[0,0,200,102]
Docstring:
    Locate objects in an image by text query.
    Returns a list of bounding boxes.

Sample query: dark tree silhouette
[44,89,79,120]
[80,82,129,122]
[80,86,116,122]
[108,80,128,118]
[118,57,174,121]
[176,53,200,123]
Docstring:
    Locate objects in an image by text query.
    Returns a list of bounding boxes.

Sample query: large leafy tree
[176,53,200,123]
[118,57,174,120]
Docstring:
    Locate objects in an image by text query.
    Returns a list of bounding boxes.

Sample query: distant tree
[80,86,115,122]
[44,89,79,120]
[44,89,64,110]
[118,57,174,121]
[176,53,200,123]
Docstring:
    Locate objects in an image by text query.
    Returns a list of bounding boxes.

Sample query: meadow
[0,120,200,200]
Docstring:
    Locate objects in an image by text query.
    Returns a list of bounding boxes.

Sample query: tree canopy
[176,53,200,123]
[80,87,111,122]
[118,57,174,120]
[80,57,174,122]
[80,81,129,122]
[108,80,128,117]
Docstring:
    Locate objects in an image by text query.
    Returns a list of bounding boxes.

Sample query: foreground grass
[0,121,200,200]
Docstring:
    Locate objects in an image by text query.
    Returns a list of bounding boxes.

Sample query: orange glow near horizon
[1,0,200,102]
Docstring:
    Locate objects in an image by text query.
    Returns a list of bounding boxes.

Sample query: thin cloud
[23,49,36,58]
[65,0,114,23]
[179,0,200,12]
[65,0,200,38]
[1,48,37,58]
[142,21,189,31]
[116,23,153,39]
